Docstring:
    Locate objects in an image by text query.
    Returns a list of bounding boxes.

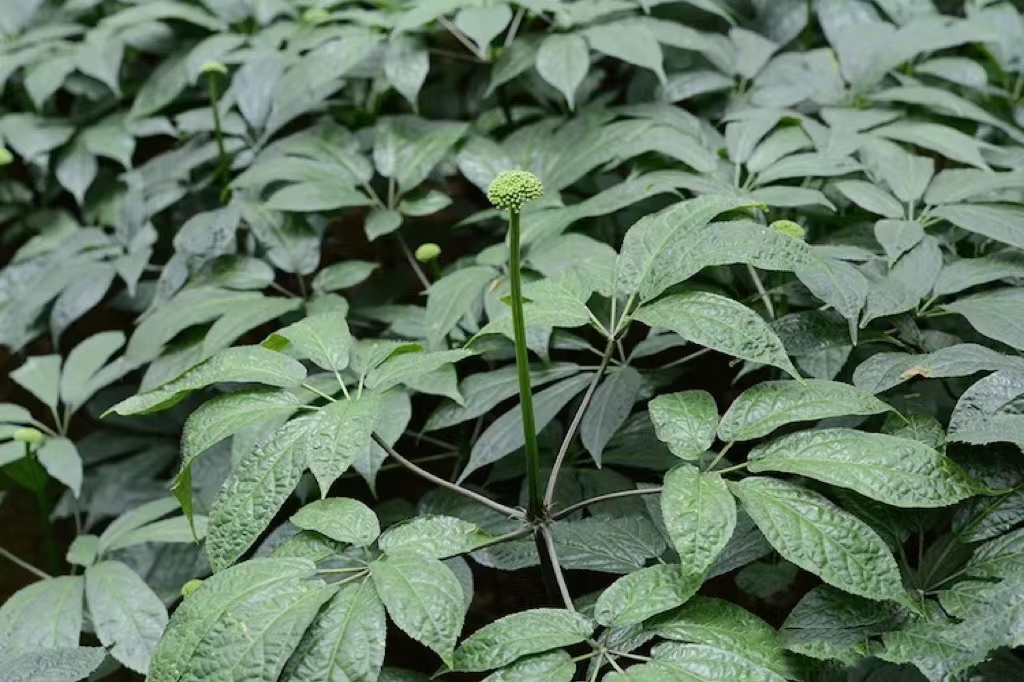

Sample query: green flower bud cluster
[487,170,543,213]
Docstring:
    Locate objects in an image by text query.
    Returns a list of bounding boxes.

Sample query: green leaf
[1,647,107,682]
[931,204,1024,251]
[460,373,593,482]
[550,515,666,574]
[311,260,378,294]
[179,568,333,682]
[633,292,799,379]
[264,314,353,372]
[85,560,168,674]
[853,343,1024,394]
[661,466,735,577]
[874,220,924,265]
[584,20,666,83]
[425,266,496,348]
[454,5,513,57]
[535,33,589,110]
[102,514,208,552]
[859,138,934,204]
[148,558,319,682]
[945,288,1024,352]
[648,390,719,460]
[452,609,593,672]
[748,428,980,507]
[385,35,430,108]
[933,251,1024,298]
[616,195,760,301]
[106,346,307,416]
[97,498,182,554]
[0,403,34,425]
[948,370,1024,450]
[925,169,1024,205]
[835,180,904,218]
[266,178,372,213]
[779,585,903,663]
[364,208,404,241]
[730,477,908,603]
[290,498,380,547]
[305,394,380,497]
[365,349,474,393]
[281,580,386,682]
[650,596,793,678]
[37,437,82,497]
[374,116,468,192]
[656,642,789,681]
[717,379,892,442]
[59,331,126,411]
[11,354,61,410]
[370,553,465,665]
[0,577,83,648]
[595,564,701,627]
[480,650,574,682]
[581,367,643,465]
[426,364,580,432]
[206,417,314,571]
[872,121,988,169]
[378,515,492,559]
[176,389,303,520]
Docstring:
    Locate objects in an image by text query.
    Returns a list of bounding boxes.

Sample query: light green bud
[487,170,543,213]
[415,243,442,262]
[181,578,204,598]
[770,219,806,241]
[13,427,44,444]
[199,60,228,77]
[0,147,13,166]
[302,7,330,24]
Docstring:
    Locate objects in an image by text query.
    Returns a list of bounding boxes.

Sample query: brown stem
[372,433,522,518]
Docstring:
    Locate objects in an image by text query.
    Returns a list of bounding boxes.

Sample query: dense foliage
[4,0,1024,680]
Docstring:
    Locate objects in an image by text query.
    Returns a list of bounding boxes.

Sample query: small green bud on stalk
[181,578,204,598]
[415,243,442,262]
[770,219,806,240]
[0,147,13,166]
[199,60,228,77]
[13,427,44,444]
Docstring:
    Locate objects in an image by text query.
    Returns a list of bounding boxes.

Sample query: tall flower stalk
[487,170,545,522]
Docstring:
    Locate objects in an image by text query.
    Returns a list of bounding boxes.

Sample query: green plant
[4,1,1024,681]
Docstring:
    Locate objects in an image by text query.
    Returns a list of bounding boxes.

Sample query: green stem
[206,74,229,192]
[35,488,59,573]
[0,546,51,580]
[551,487,663,521]
[508,209,543,523]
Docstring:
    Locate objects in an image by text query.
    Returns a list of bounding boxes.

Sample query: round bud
[13,427,44,444]
[486,170,543,213]
[415,243,441,262]
[302,7,330,24]
[181,578,204,598]
[199,60,228,77]
[771,219,806,241]
[0,147,12,166]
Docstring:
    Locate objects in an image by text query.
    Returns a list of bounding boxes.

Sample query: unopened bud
[415,243,441,262]
[487,170,543,213]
